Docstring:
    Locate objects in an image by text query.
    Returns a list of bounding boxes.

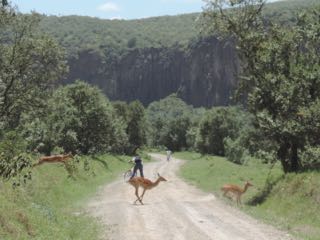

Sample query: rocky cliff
[65,37,239,107]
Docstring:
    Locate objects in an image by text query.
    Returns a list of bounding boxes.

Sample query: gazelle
[33,153,73,167]
[221,181,253,205]
[128,173,167,205]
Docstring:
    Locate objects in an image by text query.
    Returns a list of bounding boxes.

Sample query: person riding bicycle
[166,150,172,161]
[130,155,144,179]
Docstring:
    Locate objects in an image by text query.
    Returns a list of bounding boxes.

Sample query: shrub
[300,146,320,169]
[0,131,32,185]
[224,137,248,164]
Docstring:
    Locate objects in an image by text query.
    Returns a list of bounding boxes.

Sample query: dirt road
[87,154,294,240]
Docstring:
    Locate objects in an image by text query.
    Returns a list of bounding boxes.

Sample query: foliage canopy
[201,0,320,172]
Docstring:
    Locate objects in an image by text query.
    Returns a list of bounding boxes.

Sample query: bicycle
[123,165,137,181]
[124,156,144,181]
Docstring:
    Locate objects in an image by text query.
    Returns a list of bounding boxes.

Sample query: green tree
[21,91,78,155]
[0,6,67,128]
[146,94,194,151]
[0,131,32,184]
[127,101,147,153]
[1,0,7,7]
[202,0,320,172]
[113,100,147,154]
[195,107,246,156]
[0,4,66,180]
[127,37,137,48]
[22,81,125,155]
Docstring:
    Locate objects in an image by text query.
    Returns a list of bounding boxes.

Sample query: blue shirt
[134,157,142,165]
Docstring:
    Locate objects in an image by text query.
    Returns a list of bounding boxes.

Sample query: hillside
[39,13,199,57]
[39,0,318,57]
[39,0,318,107]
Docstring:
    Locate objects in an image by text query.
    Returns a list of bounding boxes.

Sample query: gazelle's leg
[237,195,240,205]
[137,187,144,205]
[134,187,144,205]
[139,188,146,201]
[223,190,227,197]
[134,187,140,204]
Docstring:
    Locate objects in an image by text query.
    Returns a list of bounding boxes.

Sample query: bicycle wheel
[123,169,132,181]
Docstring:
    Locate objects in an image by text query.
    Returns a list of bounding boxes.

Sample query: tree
[127,101,147,153]
[0,5,67,128]
[1,0,7,7]
[202,0,320,172]
[0,3,67,180]
[195,107,246,156]
[146,94,194,151]
[127,37,137,48]
[22,81,125,155]
[112,100,146,154]
[0,130,32,184]
[21,90,78,155]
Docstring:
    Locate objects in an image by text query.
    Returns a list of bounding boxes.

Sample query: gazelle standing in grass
[221,181,253,205]
[128,173,167,205]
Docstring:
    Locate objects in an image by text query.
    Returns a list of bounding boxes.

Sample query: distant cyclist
[166,150,172,161]
[130,155,144,179]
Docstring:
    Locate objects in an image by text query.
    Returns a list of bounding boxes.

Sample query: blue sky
[11,0,281,20]
[11,0,205,20]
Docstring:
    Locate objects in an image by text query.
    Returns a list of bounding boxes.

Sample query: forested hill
[39,0,318,107]
[39,13,199,57]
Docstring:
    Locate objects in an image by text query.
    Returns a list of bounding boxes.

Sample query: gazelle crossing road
[87,154,294,240]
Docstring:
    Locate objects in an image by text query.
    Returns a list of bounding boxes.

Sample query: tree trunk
[277,141,290,173]
[277,141,300,173]
[290,142,300,172]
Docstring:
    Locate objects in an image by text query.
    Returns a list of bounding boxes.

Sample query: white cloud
[109,16,124,20]
[160,0,201,3]
[98,2,120,12]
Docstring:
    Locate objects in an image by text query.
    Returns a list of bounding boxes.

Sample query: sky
[11,0,205,20]
[10,0,281,20]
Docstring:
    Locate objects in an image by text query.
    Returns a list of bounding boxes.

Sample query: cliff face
[65,37,239,107]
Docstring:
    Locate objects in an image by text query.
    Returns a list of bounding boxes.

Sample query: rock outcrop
[65,37,239,107]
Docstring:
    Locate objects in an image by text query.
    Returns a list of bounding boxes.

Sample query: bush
[146,94,194,151]
[0,131,32,185]
[195,106,248,156]
[254,150,276,164]
[0,131,27,159]
[186,126,198,150]
[300,146,320,169]
[0,153,32,185]
[224,137,248,164]
[22,81,128,155]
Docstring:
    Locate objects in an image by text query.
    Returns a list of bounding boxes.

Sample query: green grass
[0,154,131,240]
[175,151,320,240]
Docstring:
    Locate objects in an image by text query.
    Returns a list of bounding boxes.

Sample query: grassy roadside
[0,154,131,240]
[175,152,320,240]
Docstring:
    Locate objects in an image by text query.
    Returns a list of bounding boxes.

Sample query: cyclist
[130,155,144,179]
[166,150,172,161]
